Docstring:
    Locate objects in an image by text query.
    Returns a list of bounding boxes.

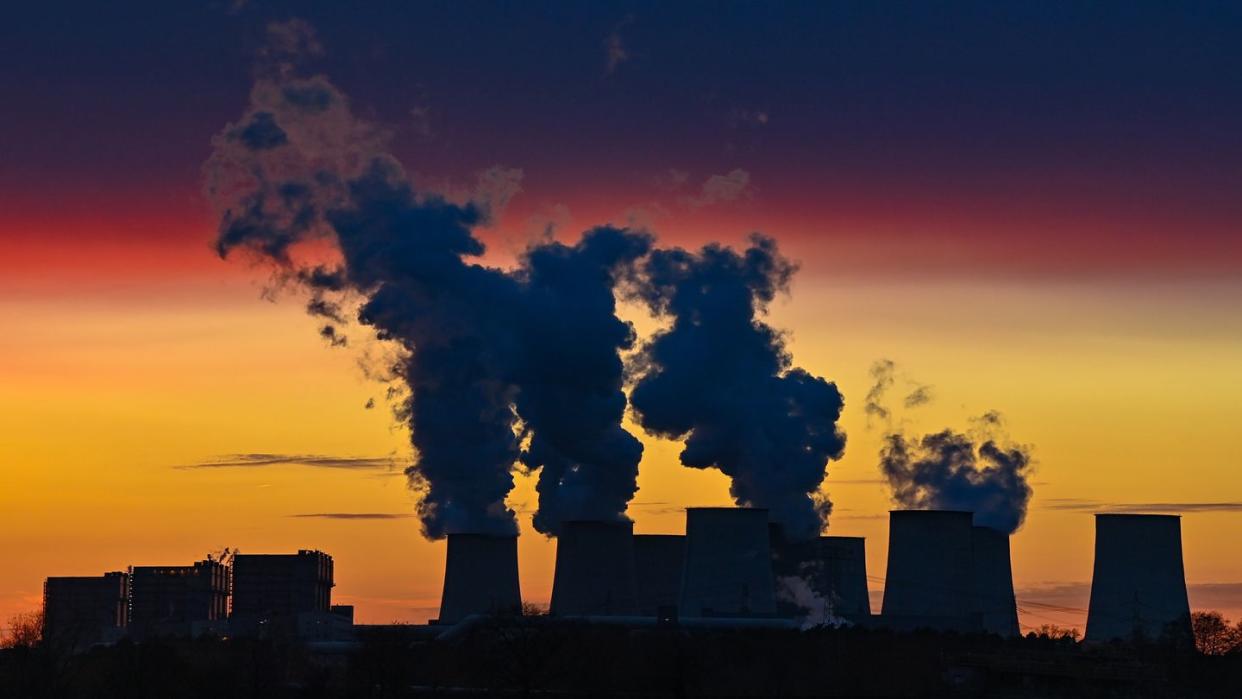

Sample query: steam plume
[205,22,646,538]
[630,236,847,540]
[867,361,1033,534]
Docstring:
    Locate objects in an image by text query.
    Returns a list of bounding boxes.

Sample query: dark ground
[4,618,1240,698]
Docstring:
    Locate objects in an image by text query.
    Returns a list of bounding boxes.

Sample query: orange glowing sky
[3,1,1242,635]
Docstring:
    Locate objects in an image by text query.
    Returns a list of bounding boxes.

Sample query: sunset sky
[3,1,1241,633]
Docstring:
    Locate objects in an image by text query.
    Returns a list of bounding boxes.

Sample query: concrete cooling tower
[437,533,522,624]
[771,533,871,620]
[680,508,777,617]
[971,526,1020,637]
[633,534,685,616]
[1085,514,1192,644]
[549,520,638,616]
[881,510,975,630]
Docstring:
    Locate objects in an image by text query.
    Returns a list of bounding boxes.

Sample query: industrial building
[232,550,334,620]
[550,520,638,616]
[1085,514,1193,644]
[128,559,231,638]
[42,571,129,649]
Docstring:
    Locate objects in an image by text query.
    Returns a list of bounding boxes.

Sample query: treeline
[4,612,1242,697]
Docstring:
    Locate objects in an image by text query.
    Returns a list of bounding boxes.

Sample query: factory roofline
[1093,512,1181,519]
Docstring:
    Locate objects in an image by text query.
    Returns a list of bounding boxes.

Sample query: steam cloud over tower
[632,239,847,540]
[1085,514,1192,644]
[680,508,777,617]
[550,520,638,616]
[205,22,649,539]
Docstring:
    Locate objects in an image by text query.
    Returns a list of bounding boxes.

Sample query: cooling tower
[1085,514,1192,644]
[437,533,522,624]
[971,526,1020,637]
[680,508,776,617]
[771,532,871,620]
[549,520,638,616]
[881,510,975,629]
[633,534,685,616]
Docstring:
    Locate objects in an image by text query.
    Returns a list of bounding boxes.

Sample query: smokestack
[971,526,1020,637]
[771,531,872,620]
[680,508,776,617]
[549,521,637,616]
[1085,514,1192,644]
[881,510,974,629]
[437,533,521,624]
[633,534,686,616]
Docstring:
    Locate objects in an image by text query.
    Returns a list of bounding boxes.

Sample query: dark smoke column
[205,22,654,541]
[631,235,847,540]
[515,227,651,536]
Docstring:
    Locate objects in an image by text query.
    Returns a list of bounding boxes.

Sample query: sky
[2,1,1241,632]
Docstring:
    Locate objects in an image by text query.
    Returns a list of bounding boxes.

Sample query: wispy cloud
[1043,498,1242,514]
[604,15,634,74]
[686,168,753,208]
[177,453,403,471]
[291,513,413,520]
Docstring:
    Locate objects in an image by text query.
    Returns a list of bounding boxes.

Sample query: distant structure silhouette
[1085,514,1192,644]
[971,525,1021,637]
[771,531,871,621]
[550,520,638,616]
[680,508,777,617]
[436,533,522,624]
[881,510,977,631]
[42,572,128,650]
[633,534,685,617]
[128,559,230,639]
[231,549,335,636]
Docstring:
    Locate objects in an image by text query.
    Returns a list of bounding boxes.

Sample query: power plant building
[128,559,230,637]
[1085,514,1193,644]
[232,550,334,620]
[43,572,129,648]
[437,533,522,624]
[550,521,638,616]
[680,508,777,617]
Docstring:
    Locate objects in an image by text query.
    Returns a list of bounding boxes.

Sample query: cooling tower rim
[444,532,521,540]
[819,535,865,541]
[633,533,683,539]
[1093,512,1181,520]
[889,508,974,516]
[686,506,769,514]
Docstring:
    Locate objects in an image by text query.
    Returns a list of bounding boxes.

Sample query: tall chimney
[549,520,637,616]
[1085,514,1192,644]
[881,510,974,629]
[680,508,776,617]
[971,526,1020,637]
[634,534,685,616]
[437,533,522,624]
